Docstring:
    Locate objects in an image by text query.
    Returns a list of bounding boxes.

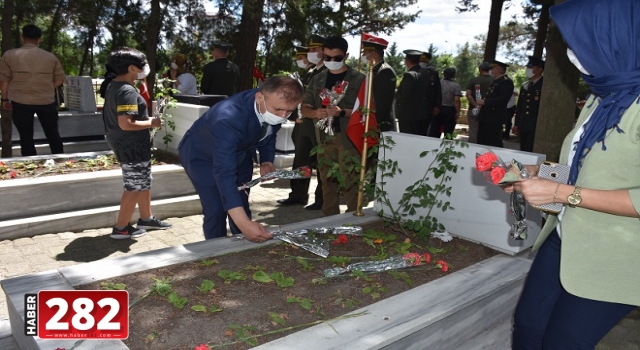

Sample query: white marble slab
[152,102,209,155]
[373,132,546,255]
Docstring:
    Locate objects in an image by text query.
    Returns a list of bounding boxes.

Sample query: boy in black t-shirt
[104,47,172,239]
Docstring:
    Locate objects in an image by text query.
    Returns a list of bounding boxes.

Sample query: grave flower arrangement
[238,166,313,191]
[475,150,530,240]
[316,81,349,135]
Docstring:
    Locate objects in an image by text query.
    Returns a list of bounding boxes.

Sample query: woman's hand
[512,177,559,206]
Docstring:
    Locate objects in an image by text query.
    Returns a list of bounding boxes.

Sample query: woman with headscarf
[169,53,197,95]
[506,0,640,348]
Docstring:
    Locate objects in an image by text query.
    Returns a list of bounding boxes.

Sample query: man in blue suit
[179,76,303,241]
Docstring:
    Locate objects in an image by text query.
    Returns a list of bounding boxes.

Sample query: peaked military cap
[489,60,509,69]
[361,33,389,50]
[212,40,233,49]
[403,49,423,58]
[308,34,325,48]
[420,52,432,62]
[294,45,309,56]
[526,56,545,68]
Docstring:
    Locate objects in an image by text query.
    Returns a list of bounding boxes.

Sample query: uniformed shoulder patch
[117,105,138,113]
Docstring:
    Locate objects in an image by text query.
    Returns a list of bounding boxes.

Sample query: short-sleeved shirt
[441,79,462,107]
[176,73,197,95]
[0,44,65,105]
[465,74,494,101]
[103,81,151,163]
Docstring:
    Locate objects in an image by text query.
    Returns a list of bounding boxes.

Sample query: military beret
[490,60,509,69]
[294,45,309,56]
[403,49,424,58]
[420,52,432,62]
[526,56,545,68]
[212,40,232,49]
[361,33,389,50]
[308,34,326,48]
[478,62,492,71]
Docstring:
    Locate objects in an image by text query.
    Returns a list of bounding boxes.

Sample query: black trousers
[11,102,63,156]
[519,129,536,152]
[427,106,456,139]
[398,119,430,136]
[288,122,323,204]
[477,122,503,147]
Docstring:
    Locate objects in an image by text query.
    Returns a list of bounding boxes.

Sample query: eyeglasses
[322,55,345,62]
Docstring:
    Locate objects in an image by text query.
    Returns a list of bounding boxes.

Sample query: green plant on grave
[196,279,215,294]
[332,291,362,309]
[167,291,188,309]
[253,271,295,288]
[200,258,220,266]
[285,295,314,310]
[268,312,287,326]
[217,269,247,284]
[191,304,223,313]
[149,277,172,296]
[226,324,259,347]
[327,256,351,267]
[388,270,413,287]
[361,281,388,299]
[153,86,178,153]
[100,282,126,290]
[295,256,314,271]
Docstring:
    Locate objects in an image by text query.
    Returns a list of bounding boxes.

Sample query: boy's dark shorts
[121,161,152,191]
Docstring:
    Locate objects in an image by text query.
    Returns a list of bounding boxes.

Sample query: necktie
[259,122,269,140]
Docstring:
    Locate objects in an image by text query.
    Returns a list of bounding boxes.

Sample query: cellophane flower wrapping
[316,81,349,135]
[272,226,363,258]
[323,252,430,277]
[238,166,313,190]
[475,150,530,240]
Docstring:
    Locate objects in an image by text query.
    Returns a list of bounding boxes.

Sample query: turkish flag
[347,79,378,155]
[139,79,152,111]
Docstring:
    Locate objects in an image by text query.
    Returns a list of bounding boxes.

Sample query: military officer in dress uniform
[513,56,545,152]
[201,41,240,96]
[420,52,442,123]
[476,60,514,147]
[395,49,431,135]
[277,35,327,210]
[360,33,397,131]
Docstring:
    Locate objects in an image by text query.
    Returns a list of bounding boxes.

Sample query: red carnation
[10,170,17,178]
[334,86,343,94]
[298,166,312,177]
[490,167,507,184]
[423,253,431,264]
[403,252,422,266]
[322,96,331,106]
[475,152,498,172]
[194,344,210,350]
[437,260,449,272]
[332,234,348,244]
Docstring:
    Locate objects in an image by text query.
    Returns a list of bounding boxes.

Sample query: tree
[384,42,404,76]
[234,0,266,91]
[1,0,15,55]
[533,0,580,160]
[454,42,476,88]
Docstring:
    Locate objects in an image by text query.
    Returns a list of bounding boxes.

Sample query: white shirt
[175,73,197,95]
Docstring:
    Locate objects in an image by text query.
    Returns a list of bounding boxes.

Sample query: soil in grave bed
[78,220,501,350]
[0,151,180,181]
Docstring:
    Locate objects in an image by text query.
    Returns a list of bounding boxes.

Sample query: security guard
[513,56,545,152]
[476,60,514,147]
[277,35,327,210]
[395,49,430,135]
[201,41,240,96]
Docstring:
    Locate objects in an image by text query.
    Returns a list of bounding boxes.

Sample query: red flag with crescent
[347,79,378,155]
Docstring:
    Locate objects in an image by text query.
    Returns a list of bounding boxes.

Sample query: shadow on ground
[56,235,137,262]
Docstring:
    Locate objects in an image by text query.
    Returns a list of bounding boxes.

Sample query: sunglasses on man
[322,54,345,62]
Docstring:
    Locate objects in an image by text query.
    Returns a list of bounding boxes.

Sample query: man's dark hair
[107,47,148,76]
[444,67,457,79]
[22,25,42,40]
[323,36,348,54]
[259,76,304,103]
[406,56,420,65]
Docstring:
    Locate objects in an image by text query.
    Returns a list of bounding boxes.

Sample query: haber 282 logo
[25,290,129,339]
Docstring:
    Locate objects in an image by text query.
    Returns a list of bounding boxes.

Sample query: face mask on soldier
[296,59,307,69]
[525,68,534,79]
[307,52,321,64]
[419,62,428,69]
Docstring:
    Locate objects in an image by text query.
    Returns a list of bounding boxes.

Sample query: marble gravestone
[65,76,97,112]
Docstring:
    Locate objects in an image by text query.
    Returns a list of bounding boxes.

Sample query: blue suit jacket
[178,88,281,210]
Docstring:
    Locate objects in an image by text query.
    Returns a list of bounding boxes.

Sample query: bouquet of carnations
[272,226,363,258]
[322,252,448,277]
[238,166,313,191]
[316,81,349,135]
[475,150,530,240]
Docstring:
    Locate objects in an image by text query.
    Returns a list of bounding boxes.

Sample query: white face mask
[296,59,307,69]
[307,51,321,64]
[525,67,534,79]
[137,64,150,80]
[488,70,494,77]
[360,54,369,65]
[324,60,345,71]
[170,62,178,70]
[566,48,590,75]
[419,62,428,69]
[260,98,288,125]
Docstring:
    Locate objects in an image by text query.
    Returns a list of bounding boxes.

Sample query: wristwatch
[338,109,346,118]
[567,186,582,207]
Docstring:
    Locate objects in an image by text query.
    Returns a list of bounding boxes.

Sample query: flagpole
[353,58,375,217]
